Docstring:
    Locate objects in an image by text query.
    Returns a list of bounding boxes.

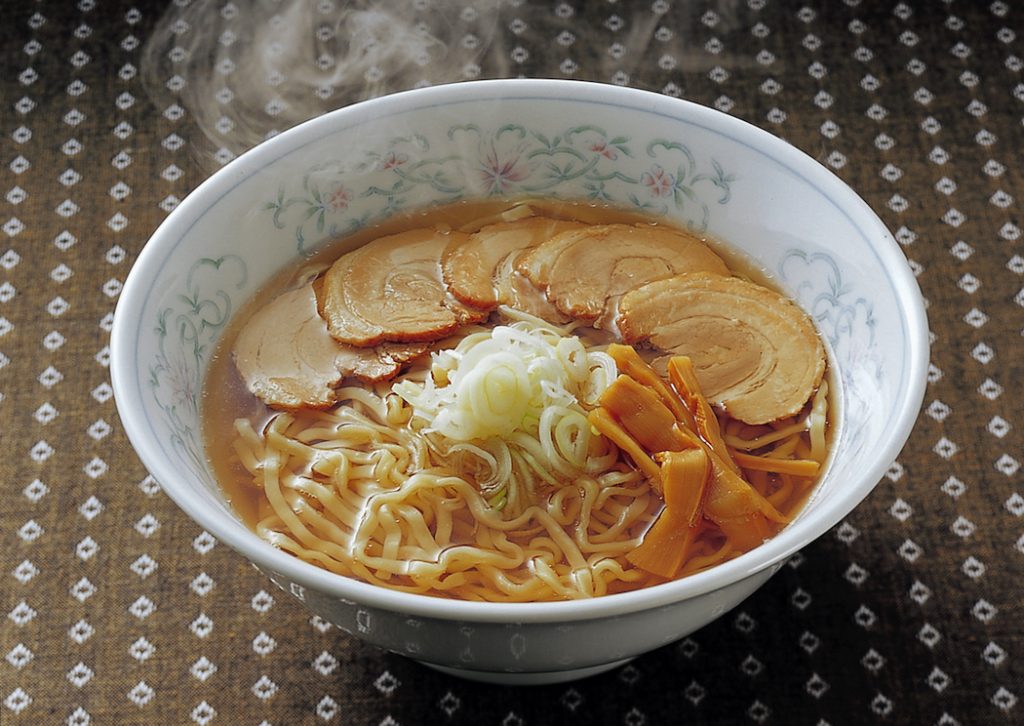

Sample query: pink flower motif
[641,164,675,198]
[479,143,528,194]
[327,186,350,211]
[381,151,408,170]
[589,140,618,160]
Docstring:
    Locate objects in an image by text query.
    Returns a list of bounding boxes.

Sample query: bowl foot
[418,656,634,685]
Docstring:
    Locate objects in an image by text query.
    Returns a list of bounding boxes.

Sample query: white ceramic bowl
[111,79,928,685]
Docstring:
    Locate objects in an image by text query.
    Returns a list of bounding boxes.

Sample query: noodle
[208,202,833,602]
[230,368,669,600]
[229,348,829,600]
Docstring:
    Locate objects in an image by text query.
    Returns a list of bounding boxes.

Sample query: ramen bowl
[111,79,928,685]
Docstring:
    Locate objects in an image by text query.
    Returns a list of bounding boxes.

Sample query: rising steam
[143,1,729,171]
[142,0,507,169]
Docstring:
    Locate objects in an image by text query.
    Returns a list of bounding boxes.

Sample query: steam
[142,0,507,169]
[142,1,730,171]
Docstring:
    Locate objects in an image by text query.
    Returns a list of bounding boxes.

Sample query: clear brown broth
[203,199,828,547]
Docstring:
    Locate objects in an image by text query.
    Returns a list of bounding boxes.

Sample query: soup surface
[204,199,831,602]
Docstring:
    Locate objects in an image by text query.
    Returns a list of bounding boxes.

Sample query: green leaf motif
[150,255,249,479]
[261,123,735,257]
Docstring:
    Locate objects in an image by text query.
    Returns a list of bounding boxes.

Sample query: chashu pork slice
[234,283,426,410]
[494,254,570,323]
[321,227,488,347]
[517,224,730,324]
[618,272,826,425]
[442,217,585,322]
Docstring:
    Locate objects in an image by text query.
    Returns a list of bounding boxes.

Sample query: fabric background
[1,1,1021,724]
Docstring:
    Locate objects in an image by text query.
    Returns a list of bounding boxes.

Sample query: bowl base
[418,656,634,685]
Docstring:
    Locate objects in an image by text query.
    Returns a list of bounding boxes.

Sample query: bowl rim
[112,78,929,624]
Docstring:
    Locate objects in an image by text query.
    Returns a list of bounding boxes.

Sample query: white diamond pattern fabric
[1,1,1021,724]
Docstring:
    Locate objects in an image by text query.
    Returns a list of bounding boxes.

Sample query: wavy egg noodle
[232,385,664,601]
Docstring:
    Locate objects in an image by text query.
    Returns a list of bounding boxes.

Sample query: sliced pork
[617,272,826,424]
[233,284,427,409]
[442,217,585,309]
[443,217,583,324]
[517,224,730,324]
[320,227,488,347]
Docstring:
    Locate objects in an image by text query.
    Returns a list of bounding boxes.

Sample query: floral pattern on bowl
[779,249,883,453]
[262,123,737,254]
[149,255,247,479]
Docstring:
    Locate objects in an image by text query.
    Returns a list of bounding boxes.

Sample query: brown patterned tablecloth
[2,1,1022,724]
